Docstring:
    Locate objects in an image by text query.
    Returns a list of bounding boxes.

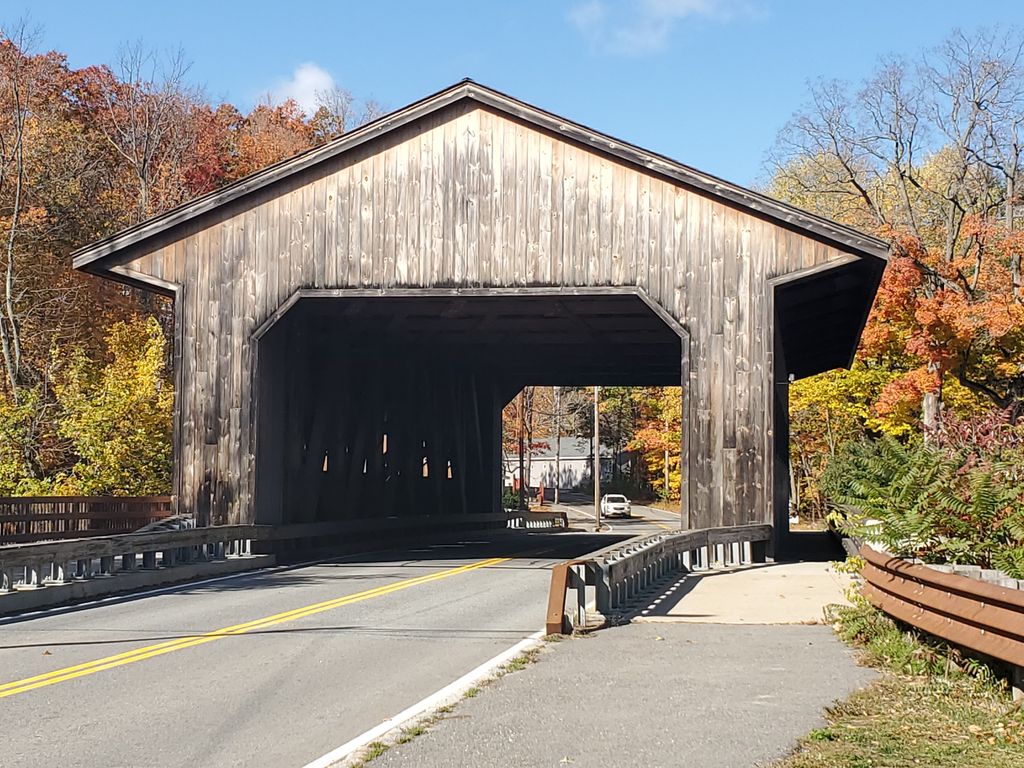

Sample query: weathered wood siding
[121,102,851,526]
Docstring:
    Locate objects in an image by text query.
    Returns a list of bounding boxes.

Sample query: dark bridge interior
[254,293,684,526]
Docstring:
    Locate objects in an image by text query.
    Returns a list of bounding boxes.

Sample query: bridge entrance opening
[253,291,685,528]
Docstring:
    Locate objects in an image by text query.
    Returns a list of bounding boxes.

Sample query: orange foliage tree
[0,26,381,491]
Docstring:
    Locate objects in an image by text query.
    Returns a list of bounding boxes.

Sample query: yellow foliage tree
[50,317,173,495]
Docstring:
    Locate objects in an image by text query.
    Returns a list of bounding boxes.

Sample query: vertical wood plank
[537,133,552,285]
[478,110,494,286]
[599,157,613,285]
[466,110,481,285]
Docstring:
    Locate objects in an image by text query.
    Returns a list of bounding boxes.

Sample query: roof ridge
[72,79,888,271]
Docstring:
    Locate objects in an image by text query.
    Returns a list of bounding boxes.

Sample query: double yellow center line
[0,555,509,700]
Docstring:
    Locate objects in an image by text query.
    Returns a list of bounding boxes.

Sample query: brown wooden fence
[859,545,1024,668]
[0,497,175,545]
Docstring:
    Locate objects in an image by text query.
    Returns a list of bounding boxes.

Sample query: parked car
[600,494,632,518]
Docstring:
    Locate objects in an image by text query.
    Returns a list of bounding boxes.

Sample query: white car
[600,494,632,518]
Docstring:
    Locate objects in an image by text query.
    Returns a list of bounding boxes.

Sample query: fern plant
[822,435,1024,574]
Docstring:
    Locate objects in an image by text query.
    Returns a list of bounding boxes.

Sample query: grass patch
[463,686,481,698]
[775,600,1024,768]
[501,648,541,674]
[395,725,426,745]
[350,741,390,767]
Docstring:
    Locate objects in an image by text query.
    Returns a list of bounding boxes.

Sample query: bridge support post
[751,539,768,563]
[53,561,73,584]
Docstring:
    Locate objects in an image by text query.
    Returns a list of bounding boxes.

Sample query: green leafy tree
[51,316,172,495]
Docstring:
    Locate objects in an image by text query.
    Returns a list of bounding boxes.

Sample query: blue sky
[15,1,1024,185]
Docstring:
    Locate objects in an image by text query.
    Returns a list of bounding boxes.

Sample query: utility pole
[593,385,601,532]
[554,386,561,505]
[517,390,526,511]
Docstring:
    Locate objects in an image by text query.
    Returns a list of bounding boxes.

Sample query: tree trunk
[922,362,942,440]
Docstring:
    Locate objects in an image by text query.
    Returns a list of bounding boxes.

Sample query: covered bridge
[71,81,887,547]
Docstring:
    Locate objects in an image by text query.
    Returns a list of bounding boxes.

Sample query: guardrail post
[751,540,768,563]
[98,556,114,577]
[25,563,45,589]
[161,549,176,568]
[53,561,73,584]
[573,566,587,628]
[595,562,612,614]
[140,550,157,569]
[121,553,136,571]
[1,567,13,592]
[75,558,92,580]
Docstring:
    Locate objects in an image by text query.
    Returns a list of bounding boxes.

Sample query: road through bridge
[0,529,620,768]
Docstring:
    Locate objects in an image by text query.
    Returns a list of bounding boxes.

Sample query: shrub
[823,417,1024,576]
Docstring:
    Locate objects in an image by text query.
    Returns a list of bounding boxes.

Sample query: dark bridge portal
[255,292,683,526]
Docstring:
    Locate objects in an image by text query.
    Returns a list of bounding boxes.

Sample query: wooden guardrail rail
[546,560,594,635]
[859,545,1024,669]
[546,524,772,634]
[0,496,174,545]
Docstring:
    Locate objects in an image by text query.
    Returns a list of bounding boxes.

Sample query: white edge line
[301,629,546,768]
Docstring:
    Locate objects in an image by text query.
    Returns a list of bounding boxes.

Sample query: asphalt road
[555,493,683,537]
[376,622,878,768]
[0,530,625,768]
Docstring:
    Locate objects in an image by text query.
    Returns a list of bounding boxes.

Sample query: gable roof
[71,79,889,274]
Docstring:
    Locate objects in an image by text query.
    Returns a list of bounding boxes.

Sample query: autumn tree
[0,28,381,495]
[79,44,206,222]
[771,28,1024,428]
[50,316,173,495]
[627,387,682,501]
[309,86,385,143]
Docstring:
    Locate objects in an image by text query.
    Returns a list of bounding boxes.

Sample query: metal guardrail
[0,496,174,545]
[0,524,259,592]
[0,510,569,598]
[547,524,772,634]
[506,510,569,530]
[859,545,1024,670]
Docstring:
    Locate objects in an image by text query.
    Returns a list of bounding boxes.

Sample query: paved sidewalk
[633,561,854,625]
[372,622,877,768]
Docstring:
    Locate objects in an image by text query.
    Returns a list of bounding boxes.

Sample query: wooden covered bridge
[71,81,887,548]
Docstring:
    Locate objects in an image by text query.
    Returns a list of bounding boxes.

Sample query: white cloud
[270,62,335,114]
[568,0,758,56]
